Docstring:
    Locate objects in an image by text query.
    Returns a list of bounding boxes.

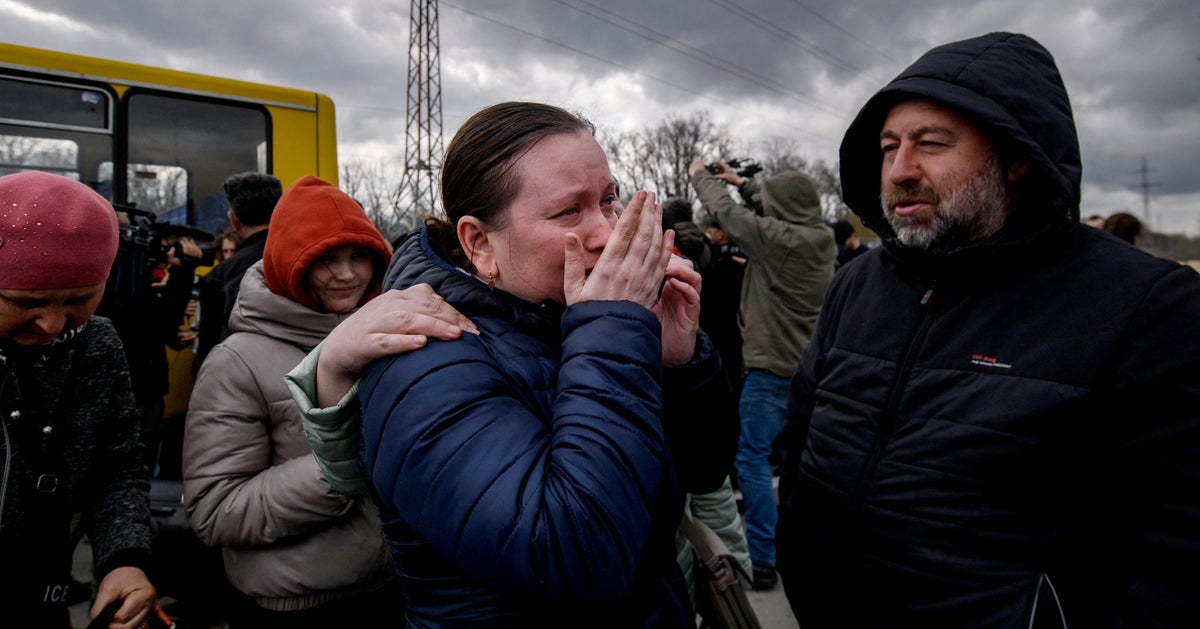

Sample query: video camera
[113,203,216,268]
[706,158,763,179]
[105,203,216,307]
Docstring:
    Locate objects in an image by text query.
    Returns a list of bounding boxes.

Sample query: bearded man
[776,32,1200,628]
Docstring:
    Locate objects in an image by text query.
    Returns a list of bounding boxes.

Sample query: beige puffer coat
[183,262,392,611]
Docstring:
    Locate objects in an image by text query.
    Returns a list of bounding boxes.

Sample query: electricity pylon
[393,0,444,226]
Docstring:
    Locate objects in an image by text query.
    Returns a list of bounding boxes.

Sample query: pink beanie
[0,171,119,290]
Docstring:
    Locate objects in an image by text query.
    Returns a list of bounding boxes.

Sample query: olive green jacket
[691,171,836,377]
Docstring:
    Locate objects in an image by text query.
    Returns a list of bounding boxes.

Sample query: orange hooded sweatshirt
[262,175,392,312]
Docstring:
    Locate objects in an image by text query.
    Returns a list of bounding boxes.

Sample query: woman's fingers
[659,229,676,276]
[563,232,587,305]
[600,190,648,263]
[574,190,674,308]
[315,284,472,407]
[383,285,477,334]
[630,193,662,264]
[663,253,701,291]
[322,285,475,376]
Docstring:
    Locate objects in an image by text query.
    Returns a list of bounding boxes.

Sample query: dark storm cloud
[4,0,1198,232]
[13,0,423,148]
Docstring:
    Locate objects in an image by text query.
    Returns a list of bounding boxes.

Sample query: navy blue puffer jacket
[360,227,737,628]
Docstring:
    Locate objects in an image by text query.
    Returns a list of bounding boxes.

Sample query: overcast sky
[3,0,1198,234]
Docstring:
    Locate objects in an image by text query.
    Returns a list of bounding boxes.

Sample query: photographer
[687,158,837,590]
[98,210,206,476]
[0,171,156,628]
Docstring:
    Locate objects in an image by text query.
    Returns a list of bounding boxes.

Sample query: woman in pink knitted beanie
[0,171,158,627]
[0,171,119,344]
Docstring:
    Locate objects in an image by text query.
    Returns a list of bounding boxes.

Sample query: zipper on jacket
[1,371,11,530]
[1,416,9,530]
[851,281,937,502]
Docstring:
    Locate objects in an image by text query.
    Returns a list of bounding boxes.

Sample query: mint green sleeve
[688,476,753,586]
[284,341,369,495]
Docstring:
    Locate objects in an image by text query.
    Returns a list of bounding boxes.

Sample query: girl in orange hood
[182,176,406,625]
[261,176,392,314]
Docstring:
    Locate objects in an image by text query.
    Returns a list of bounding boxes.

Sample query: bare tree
[126,165,187,214]
[806,160,849,220]
[0,135,77,174]
[340,157,411,244]
[756,136,812,175]
[389,176,440,235]
[753,136,848,220]
[338,111,851,247]
[604,111,734,204]
[602,128,656,199]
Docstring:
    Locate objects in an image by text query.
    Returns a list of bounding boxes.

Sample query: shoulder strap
[679,515,754,585]
[679,515,763,629]
[679,513,730,563]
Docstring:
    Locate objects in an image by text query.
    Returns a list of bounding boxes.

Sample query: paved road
[747,577,801,628]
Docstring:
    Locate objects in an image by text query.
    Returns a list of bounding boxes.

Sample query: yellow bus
[0,41,337,233]
[1,42,339,420]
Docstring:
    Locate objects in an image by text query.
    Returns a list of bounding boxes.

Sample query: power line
[705,0,886,84]
[548,0,850,120]
[440,1,842,145]
[1134,154,1161,231]
[784,0,897,62]
[338,103,407,113]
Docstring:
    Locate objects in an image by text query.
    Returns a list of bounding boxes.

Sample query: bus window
[99,161,189,221]
[126,92,268,233]
[0,75,113,193]
[0,76,109,130]
[0,136,78,177]
[131,164,188,222]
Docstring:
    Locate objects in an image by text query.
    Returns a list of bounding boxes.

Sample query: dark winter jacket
[358,226,738,628]
[193,228,268,373]
[97,251,197,405]
[0,317,151,611]
[698,241,745,393]
[777,32,1200,628]
[690,171,836,377]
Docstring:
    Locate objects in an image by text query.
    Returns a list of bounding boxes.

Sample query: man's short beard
[880,154,1009,254]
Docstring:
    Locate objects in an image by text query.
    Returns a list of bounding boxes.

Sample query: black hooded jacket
[777,32,1200,628]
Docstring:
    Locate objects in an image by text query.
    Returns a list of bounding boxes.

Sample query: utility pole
[393,0,444,227]
[1135,154,1157,231]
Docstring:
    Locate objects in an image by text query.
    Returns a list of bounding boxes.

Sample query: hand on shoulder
[315,284,476,406]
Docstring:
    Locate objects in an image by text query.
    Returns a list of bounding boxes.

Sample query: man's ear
[1007,159,1030,183]
[227,210,243,232]
[457,216,494,275]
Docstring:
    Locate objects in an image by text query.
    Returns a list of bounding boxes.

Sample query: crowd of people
[1,30,1197,629]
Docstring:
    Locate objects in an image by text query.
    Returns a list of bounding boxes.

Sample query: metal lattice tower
[1136,154,1156,230]
[394,0,444,223]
